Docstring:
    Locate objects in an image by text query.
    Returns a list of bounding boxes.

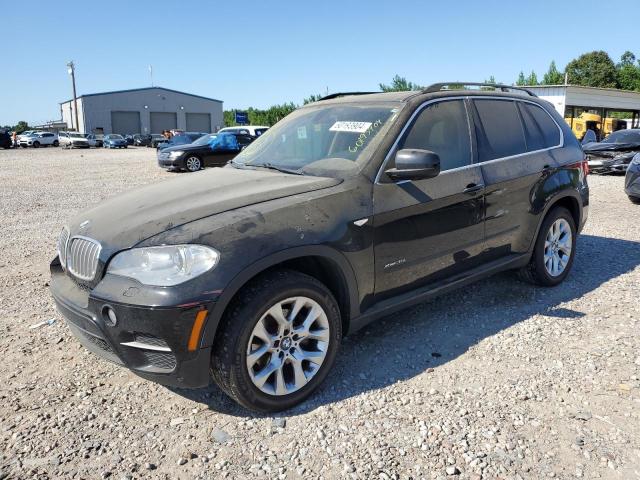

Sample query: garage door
[150,112,177,134]
[185,113,211,133]
[111,111,141,135]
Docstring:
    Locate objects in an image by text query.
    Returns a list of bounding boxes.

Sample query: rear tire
[518,206,576,286]
[53,140,59,147]
[629,195,640,205]
[211,270,342,412]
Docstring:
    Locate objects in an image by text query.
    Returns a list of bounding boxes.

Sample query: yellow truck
[565,112,627,141]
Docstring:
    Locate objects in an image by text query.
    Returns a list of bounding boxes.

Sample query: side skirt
[349,253,530,334]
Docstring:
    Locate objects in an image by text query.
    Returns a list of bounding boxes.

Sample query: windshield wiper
[229,159,253,170]
[251,162,305,175]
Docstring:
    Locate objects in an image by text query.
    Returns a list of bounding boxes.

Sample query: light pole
[67,61,79,132]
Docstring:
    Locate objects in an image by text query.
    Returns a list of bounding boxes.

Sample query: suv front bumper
[50,261,212,388]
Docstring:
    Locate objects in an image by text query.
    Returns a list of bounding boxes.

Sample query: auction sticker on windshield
[329,121,372,133]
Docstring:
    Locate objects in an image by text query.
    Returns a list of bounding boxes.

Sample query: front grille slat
[67,237,101,281]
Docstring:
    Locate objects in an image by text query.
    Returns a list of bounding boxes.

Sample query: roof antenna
[149,65,154,87]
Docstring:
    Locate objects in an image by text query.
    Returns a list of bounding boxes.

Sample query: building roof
[525,85,640,112]
[60,86,222,105]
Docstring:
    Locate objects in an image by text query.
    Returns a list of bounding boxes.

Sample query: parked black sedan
[583,129,640,174]
[133,134,152,146]
[157,132,254,172]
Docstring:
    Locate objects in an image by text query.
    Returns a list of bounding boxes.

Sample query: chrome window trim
[375,95,565,184]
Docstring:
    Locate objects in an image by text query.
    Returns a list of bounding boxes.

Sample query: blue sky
[2,0,640,125]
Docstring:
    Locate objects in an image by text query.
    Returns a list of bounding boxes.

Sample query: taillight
[568,159,589,177]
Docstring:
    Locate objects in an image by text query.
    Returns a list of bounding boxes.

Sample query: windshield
[70,133,84,138]
[193,134,217,145]
[602,129,640,144]
[109,134,124,139]
[232,103,402,176]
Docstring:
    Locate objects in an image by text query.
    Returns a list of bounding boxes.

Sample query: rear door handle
[463,183,484,194]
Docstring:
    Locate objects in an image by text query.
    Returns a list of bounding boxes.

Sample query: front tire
[211,270,342,412]
[185,155,202,172]
[33,141,40,148]
[518,207,576,286]
[629,195,640,205]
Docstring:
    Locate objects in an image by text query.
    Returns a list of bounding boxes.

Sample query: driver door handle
[463,183,484,194]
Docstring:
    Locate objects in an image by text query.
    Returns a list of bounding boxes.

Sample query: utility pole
[67,61,79,132]
[149,64,154,87]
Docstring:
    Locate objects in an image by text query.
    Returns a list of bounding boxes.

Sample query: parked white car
[218,125,269,137]
[17,130,39,146]
[59,132,90,149]
[19,132,59,148]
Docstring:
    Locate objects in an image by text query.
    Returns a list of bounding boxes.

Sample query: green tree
[542,61,564,85]
[565,51,618,88]
[379,75,421,92]
[526,71,539,85]
[303,93,324,105]
[516,71,526,86]
[616,51,640,91]
[13,121,30,133]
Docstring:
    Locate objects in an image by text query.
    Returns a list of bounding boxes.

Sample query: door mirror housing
[385,149,441,181]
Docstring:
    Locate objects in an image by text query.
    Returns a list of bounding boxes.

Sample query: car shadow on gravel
[169,234,640,417]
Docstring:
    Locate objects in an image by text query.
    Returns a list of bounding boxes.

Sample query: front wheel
[518,207,576,286]
[185,155,202,172]
[211,270,342,412]
[629,195,640,205]
[32,141,40,148]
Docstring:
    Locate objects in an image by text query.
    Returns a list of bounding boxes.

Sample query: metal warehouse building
[60,87,223,135]
[526,85,640,128]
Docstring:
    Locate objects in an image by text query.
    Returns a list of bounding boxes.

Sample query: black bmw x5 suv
[50,83,589,412]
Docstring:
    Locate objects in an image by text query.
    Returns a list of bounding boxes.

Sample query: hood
[161,142,198,152]
[582,141,640,153]
[67,168,341,252]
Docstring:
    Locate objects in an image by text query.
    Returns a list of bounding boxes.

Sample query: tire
[185,155,202,172]
[32,141,40,148]
[629,195,640,205]
[518,206,576,286]
[211,269,342,412]
[53,140,59,147]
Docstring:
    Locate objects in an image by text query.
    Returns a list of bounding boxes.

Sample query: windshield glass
[232,103,402,176]
[70,133,84,138]
[193,134,217,145]
[602,129,640,144]
[109,134,124,139]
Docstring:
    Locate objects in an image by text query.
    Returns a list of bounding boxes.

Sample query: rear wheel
[518,207,576,286]
[629,195,640,205]
[53,140,59,147]
[211,270,342,412]
[185,156,202,172]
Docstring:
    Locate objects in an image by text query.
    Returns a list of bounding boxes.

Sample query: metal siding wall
[74,88,223,135]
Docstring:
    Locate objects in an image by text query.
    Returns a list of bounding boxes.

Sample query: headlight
[107,245,219,286]
[631,153,640,165]
[169,151,184,158]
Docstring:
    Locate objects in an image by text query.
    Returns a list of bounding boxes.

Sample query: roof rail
[423,82,537,97]
[318,92,378,101]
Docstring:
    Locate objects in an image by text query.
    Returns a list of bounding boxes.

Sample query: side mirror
[386,149,440,181]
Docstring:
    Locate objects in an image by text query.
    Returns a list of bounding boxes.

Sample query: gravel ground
[0,147,639,480]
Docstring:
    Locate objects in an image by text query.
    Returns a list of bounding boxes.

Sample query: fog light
[103,306,118,327]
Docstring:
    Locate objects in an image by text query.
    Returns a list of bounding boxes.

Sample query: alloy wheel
[186,157,201,171]
[246,296,330,396]
[544,218,572,277]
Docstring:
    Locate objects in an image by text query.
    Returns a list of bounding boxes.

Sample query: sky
[2,0,640,125]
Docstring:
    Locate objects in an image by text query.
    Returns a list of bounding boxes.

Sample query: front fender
[199,245,360,348]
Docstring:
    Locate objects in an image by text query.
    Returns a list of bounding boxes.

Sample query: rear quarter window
[473,99,527,162]
[518,102,561,150]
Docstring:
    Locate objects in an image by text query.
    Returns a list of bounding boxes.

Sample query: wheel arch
[200,246,359,348]
[529,190,582,254]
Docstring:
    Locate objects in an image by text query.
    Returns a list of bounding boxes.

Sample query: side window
[473,99,526,162]
[399,100,471,171]
[518,102,561,150]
